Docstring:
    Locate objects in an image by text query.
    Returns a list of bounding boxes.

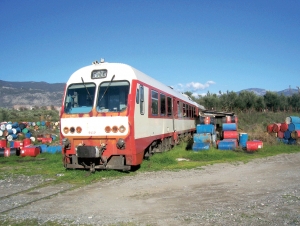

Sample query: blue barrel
[222,123,237,131]
[284,130,291,139]
[285,116,300,124]
[41,121,46,126]
[25,132,32,138]
[218,140,236,150]
[39,144,48,153]
[288,123,300,131]
[10,141,15,148]
[193,133,211,143]
[46,145,62,154]
[239,133,248,147]
[7,129,13,135]
[192,142,210,151]
[196,124,214,134]
[282,139,289,144]
[11,122,19,128]
[288,138,297,145]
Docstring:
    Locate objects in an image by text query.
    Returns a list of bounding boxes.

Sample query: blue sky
[1,0,299,96]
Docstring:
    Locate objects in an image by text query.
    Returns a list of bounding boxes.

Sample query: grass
[1,140,300,185]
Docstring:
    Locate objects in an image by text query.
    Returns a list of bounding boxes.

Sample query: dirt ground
[1,152,300,225]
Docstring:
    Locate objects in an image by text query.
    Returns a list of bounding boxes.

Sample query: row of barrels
[193,116,262,151]
[0,121,60,142]
[267,116,300,144]
[0,138,62,157]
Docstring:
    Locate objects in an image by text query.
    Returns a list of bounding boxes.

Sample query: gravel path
[1,153,300,225]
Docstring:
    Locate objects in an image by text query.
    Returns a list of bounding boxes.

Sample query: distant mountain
[0,80,299,109]
[239,88,299,96]
[0,80,65,109]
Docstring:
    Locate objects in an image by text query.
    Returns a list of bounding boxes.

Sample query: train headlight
[119,125,126,133]
[105,126,111,133]
[112,126,118,133]
[63,127,69,134]
[70,127,75,133]
[76,126,82,133]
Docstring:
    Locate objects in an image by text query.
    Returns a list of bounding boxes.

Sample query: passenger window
[160,93,166,116]
[167,97,172,116]
[151,90,158,115]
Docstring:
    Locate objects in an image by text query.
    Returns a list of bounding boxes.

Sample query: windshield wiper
[99,74,115,103]
[81,77,93,102]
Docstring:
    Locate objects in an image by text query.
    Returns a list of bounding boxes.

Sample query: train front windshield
[64,81,130,114]
[97,81,129,112]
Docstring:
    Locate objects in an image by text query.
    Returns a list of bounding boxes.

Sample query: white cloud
[174,81,216,92]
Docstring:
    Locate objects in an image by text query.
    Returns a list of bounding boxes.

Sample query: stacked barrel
[269,116,300,144]
[217,116,239,150]
[0,121,60,143]
[192,116,216,151]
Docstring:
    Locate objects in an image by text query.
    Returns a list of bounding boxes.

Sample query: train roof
[68,61,205,110]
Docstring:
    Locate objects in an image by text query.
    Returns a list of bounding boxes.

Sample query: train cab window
[97,81,130,112]
[64,83,96,114]
[167,96,172,116]
[140,85,144,115]
[160,93,166,116]
[151,90,158,115]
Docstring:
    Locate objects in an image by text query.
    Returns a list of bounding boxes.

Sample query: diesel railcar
[60,60,204,171]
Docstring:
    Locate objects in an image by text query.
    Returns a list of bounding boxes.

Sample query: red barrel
[14,140,23,148]
[41,137,52,143]
[23,138,31,147]
[246,141,259,152]
[223,131,238,139]
[252,140,263,148]
[277,130,284,139]
[0,139,7,148]
[267,124,274,133]
[20,146,40,157]
[272,123,281,132]
[280,122,288,132]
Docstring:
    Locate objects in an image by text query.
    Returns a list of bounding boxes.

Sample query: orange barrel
[272,123,281,132]
[291,130,300,139]
[280,122,288,132]
[0,139,7,148]
[267,124,274,133]
[223,131,238,139]
[246,141,259,152]
[14,140,23,148]
[20,146,40,157]
[23,138,31,147]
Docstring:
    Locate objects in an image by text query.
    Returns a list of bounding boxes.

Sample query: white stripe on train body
[60,61,204,171]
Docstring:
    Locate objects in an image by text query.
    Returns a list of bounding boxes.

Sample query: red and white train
[60,60,204,171]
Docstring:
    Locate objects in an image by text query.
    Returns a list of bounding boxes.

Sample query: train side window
[151,90,158,115]
[136,88,139,104]
[183,103,186,117]
[140,85,144,115]
[167,96,172,116]
[160,93,166,116]
[178,101,182,118]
